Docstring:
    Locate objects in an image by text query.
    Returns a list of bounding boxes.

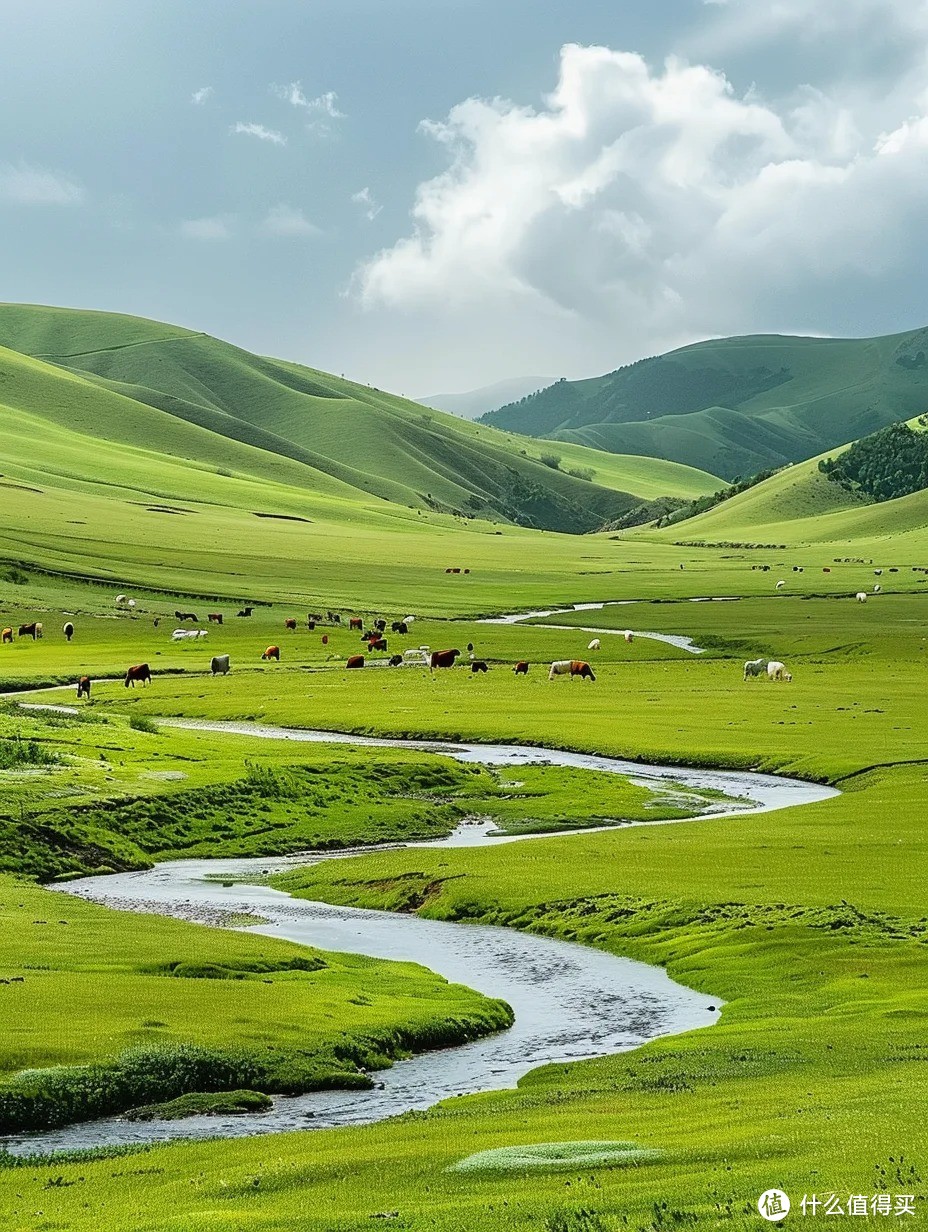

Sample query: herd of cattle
[0,590,806,698]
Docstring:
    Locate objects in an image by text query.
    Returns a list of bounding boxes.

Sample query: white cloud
[231,121,287,146]
[272,81,345,118]
[191,86,213,105]
[179,215,233,240]
[352,41,928,375]
[351,186,382,221]
[0,162,84,205]
[259,203,321,237]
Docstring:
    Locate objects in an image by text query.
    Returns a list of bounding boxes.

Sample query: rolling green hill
[0,304,718,536]
[649,415,928,548]
[482,329,928,480]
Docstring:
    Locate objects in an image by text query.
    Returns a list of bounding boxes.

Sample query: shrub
[0,737,58,770]
[128,713,159,734]
[538,452,562,470]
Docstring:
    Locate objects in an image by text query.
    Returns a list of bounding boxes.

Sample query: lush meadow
[0,517,925,1228]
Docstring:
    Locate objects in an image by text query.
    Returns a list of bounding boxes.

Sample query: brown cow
[1,628,12,644]
[76,676,91,700]
[430,648,460,670]
[513,661,529,675]
[321,634,329,645]
[124,663,152,688]
[261,645,281,661]
[369,637,388,652]
[349,617,363,631]
[548,660,596,682]
[207,613,223,624]
[346,655,365,669]
[285,618,297,631]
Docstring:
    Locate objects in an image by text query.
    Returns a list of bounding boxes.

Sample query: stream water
[1,608,838,1156]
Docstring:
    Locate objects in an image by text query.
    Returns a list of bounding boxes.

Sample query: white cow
[403,615,416,625]
[588,639,601,651]
[775,580,786,590]
[624,630,634,643]
[743,658,769,680]
[873,584,882,594]
[767,660,792,682]
[127,598,136,610]
[115,594,127,607]
[856,592,868,603]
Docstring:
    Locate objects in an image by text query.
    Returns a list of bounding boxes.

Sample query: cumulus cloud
[191,86,213,105]
[179,215,233,240]
[351,186,382,221]
[231,121,287,145]
[0,162,84,205]
[259,203,321,237]
[353,42,928,373]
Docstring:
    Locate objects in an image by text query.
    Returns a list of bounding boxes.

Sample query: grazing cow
[388,654,403,666]
[285,618,297,631]
[767,660,792,682]
[369,637,388,652]
[403,615,415,625]
[18,623,38,640]
[588,639,601,651]
[873,584,882,594]
[856,592,868,603]
[35,622,43,639]
[874,569,883,576]
[549,660,596,681]
[513,661,529,675]
[403,648,430,665]
[430,648,460,670]
[1,628,12,644]
[210,654,231,676]
[391,621,408,635]
[321,634,329,645]
[76,676,91,701]
[624,630,634,643]
[470,660,489,674]
[307,620,316,631]
[775,580,786,590]
[349,617,363,631]
[63,622,74,641]
[237,607,254,618]
[124,663,152,688]
[127,600,136,611]
[153,618,160,628]
[823,568,831,573]
[207,613,223,624]
[115,594,127,606]
[175,611,198,623]
[261,645,280,661]
[196,629,208,638]
[374,618,387,632]
[346,655,365,669]
[743,658,769,680]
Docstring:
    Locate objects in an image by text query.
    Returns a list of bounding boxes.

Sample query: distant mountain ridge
[417,376,557,420]
[481,330,928,480]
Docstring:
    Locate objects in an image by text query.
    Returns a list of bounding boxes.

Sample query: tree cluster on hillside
[819,419,928,502]
[651,467,785,528]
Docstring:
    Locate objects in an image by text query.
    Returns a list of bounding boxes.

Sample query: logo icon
[758,1190,791,1222]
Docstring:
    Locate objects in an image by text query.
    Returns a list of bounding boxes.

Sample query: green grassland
[0,335,928,1227]
[483,328,928,479]
[0,304,719,540]
[0,702,723,880]
[0,877,512,1134]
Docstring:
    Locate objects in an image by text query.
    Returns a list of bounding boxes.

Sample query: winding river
[1,613,838,1156]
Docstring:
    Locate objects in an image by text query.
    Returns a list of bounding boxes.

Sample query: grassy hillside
[482,329,928,480]
[654,415,928,547]
[0,304,718,536]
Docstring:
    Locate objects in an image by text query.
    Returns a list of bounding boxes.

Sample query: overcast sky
[3,0,928,395]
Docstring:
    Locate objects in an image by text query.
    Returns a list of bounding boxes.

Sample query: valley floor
[0,550,925,1230]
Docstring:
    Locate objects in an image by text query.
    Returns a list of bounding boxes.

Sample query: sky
[3,0,928,396]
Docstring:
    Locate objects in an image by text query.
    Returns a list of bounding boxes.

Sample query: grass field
[0,413,926,1226]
